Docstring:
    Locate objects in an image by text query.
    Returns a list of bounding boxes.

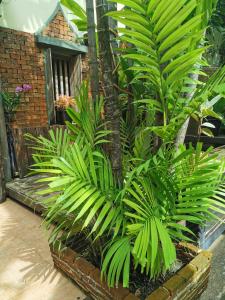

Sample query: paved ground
[0,199,86,300]
[1,198,225,300]
[200,232,225,300]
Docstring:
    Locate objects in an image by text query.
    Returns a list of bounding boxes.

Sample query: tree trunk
[86,0,99,101]
[96,0,122,185]
[108,2,118,56]
[175,73,199,149]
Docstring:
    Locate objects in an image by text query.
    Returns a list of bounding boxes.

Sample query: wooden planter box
[50,242,212,300]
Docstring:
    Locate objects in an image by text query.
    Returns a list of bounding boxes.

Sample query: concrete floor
[0,199,86,300]
[200,233,225,300]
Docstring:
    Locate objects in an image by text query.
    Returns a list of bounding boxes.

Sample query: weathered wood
[6,175,48,214]
[86,0,99,101]
[185,135,225,150]
[11,125,66,178]
[70,55,82,97]
[0,144,6,203]
[44,48,56,124]
[0,95,11,182]
[51,242,211,300]
[36,35,88,54]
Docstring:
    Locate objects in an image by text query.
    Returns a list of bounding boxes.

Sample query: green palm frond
[102,142,225,287]
[32,140,123,244]
[60,0,87,31]
[108,0,205,96]
[25,128,71,164]
[66,82,111,148]
[108,0,224,142]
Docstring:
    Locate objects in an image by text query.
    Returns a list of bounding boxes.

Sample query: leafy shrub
[30,83,225,288]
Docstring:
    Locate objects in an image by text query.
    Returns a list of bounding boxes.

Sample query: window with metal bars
[52,56,71,99]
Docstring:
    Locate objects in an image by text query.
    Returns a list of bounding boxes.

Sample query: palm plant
[107,0,223,144]
[30,83,225,288]
[29,0,225,292]
[61,0,87,31]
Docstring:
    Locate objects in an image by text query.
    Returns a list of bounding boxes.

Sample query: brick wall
[0,4,87,129]
[0,27,48,128]
[0,9,85,129]
[41,10,76,42]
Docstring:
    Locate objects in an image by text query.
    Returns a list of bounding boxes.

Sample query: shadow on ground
[0,199,86,300]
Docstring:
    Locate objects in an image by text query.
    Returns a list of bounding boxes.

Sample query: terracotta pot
[50,242,212,300]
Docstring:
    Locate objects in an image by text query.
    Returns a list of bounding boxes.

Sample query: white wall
[0,0,85,34]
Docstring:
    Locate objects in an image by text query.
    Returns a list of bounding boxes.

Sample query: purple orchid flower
[22,84,32,92]
[15,86,23,93]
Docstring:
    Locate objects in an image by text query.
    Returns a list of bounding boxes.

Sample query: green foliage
[65,83,111,147]
[61,0,87,31]
[30,83,225,288]
[107,0,225,142]
[1,92,21,114]
[28,0,225,291]
[205,0,225,65]
[31,132,225,287]
[25,128,71,165]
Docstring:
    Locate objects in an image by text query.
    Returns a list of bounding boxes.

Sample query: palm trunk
[108,2,118,56]
[86,0,99,101]
[175,72,199,149]
[96,0,122,184]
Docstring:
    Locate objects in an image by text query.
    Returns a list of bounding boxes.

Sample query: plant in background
[205,0,225,66]
[0,84,32,122]
[28,0,225,292]
[61,0,87,32]
[54,95,76,125]
[54,95,75,110]
[205,27,225,66]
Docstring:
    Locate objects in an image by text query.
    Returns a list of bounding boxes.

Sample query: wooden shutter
[70,54,82,97]
[0,95,11,183]
[44,48,55,124]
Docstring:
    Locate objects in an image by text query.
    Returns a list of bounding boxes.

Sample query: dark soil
[66,235,195,300]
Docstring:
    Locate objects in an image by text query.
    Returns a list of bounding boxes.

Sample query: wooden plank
[54,60,59,99]
[11,128,27,178]
[59,59,64,95]
[64,60,69,96]
[44,48,56,124]
[10,126,66,179]
[6,175,48,214]
[11,127,48,178]
[70,55,82,97]
[0,144,6,202]
[36,35,88,54]
[0,95,11,182]
[185,135,225,150]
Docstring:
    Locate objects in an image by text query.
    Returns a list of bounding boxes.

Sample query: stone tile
[0,199,86,300]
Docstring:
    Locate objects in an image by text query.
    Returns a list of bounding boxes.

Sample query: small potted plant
[55,95,75,125]
[0,84,32,123]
